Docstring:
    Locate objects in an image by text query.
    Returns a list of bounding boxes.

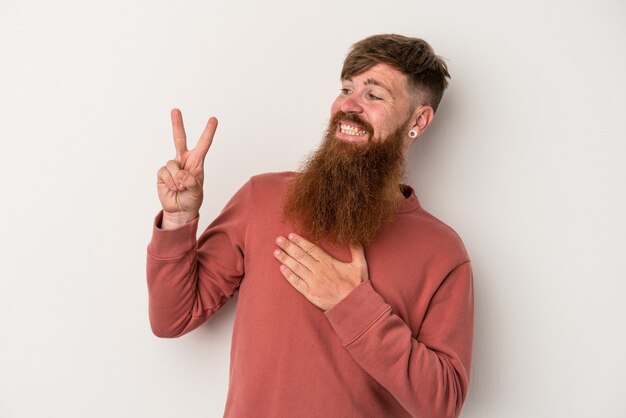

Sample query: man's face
[283,64,413,246]
[330,63,416,155]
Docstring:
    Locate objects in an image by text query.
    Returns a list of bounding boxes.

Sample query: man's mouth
[337,122,369,141]
[340,123,367,135]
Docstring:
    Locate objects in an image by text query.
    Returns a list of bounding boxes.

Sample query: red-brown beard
[282,111,408,246]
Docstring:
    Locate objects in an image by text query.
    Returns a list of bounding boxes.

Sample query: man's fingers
[285,233,324,261]
[170,110,217,163]
[171,108,188,160]
[195,117,218,159]
[176,170,203,196]
[349,246,366,265]
[279,265,309,290]
[157,166,178,192]
[165,158,202,195]
[276,235,319,268]
[164,159,187,190]
[350,245,369,281]
[165,159,181,176]
[273,247,312,278]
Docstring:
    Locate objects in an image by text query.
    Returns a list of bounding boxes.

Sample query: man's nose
[340,95,363,114]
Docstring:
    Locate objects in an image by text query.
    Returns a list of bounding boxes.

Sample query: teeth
[340,123,367,136]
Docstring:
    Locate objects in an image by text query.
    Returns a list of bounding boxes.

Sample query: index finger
[284,233,325,263]
[170,108,187,159]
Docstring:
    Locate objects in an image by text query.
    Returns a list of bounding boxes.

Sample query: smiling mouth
[338,122,368,138]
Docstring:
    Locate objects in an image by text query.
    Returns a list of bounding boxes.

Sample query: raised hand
[157,108,218,229]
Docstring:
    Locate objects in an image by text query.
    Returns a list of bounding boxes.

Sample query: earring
[409,130,418,139]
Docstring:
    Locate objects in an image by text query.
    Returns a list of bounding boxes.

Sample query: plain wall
[1,0,624,417]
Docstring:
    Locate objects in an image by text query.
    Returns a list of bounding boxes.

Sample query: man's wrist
[160,210,199,230]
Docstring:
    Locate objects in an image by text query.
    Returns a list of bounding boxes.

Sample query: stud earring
[409,130,418,139]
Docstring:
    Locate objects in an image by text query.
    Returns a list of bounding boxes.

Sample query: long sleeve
[325,261,474,418]
[146,181,251,338]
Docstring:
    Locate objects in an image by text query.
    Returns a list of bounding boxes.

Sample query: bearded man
[147,34,473,418]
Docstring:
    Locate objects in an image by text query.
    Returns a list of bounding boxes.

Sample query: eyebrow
[362,78,395,98]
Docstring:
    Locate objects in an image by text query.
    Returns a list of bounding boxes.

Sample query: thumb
[349,245,369,282]
[349,245,367,266]
[176,170,203,196]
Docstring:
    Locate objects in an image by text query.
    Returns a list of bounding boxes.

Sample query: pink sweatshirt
[147,172,473,418]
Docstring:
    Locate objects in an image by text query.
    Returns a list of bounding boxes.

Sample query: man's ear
[409,105,434,139]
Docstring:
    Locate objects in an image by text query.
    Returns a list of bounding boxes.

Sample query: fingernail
[273,249,280,256]
[276,237,284,244]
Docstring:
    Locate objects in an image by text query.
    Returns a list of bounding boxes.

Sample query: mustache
[330,111,374,136]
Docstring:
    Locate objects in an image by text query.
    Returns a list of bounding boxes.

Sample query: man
[147,34,473,418]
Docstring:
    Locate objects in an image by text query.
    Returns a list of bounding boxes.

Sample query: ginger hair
[341,34,450,112]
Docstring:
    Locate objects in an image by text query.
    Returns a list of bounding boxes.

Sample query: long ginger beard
[282,111,408,246]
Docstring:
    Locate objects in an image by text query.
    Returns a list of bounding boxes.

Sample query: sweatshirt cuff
[325,281,391,346]
[147,211,199,259]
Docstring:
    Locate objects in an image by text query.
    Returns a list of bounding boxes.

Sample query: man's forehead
[344,64,407,85]
[342,66,410,98]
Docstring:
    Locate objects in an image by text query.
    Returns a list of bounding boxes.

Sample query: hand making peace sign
[157,109,218,229]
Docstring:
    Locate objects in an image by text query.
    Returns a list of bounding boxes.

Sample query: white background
[1,0,625,417]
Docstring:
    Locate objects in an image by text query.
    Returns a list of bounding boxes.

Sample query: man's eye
[367,93,382,101]
[341,88,351,95]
